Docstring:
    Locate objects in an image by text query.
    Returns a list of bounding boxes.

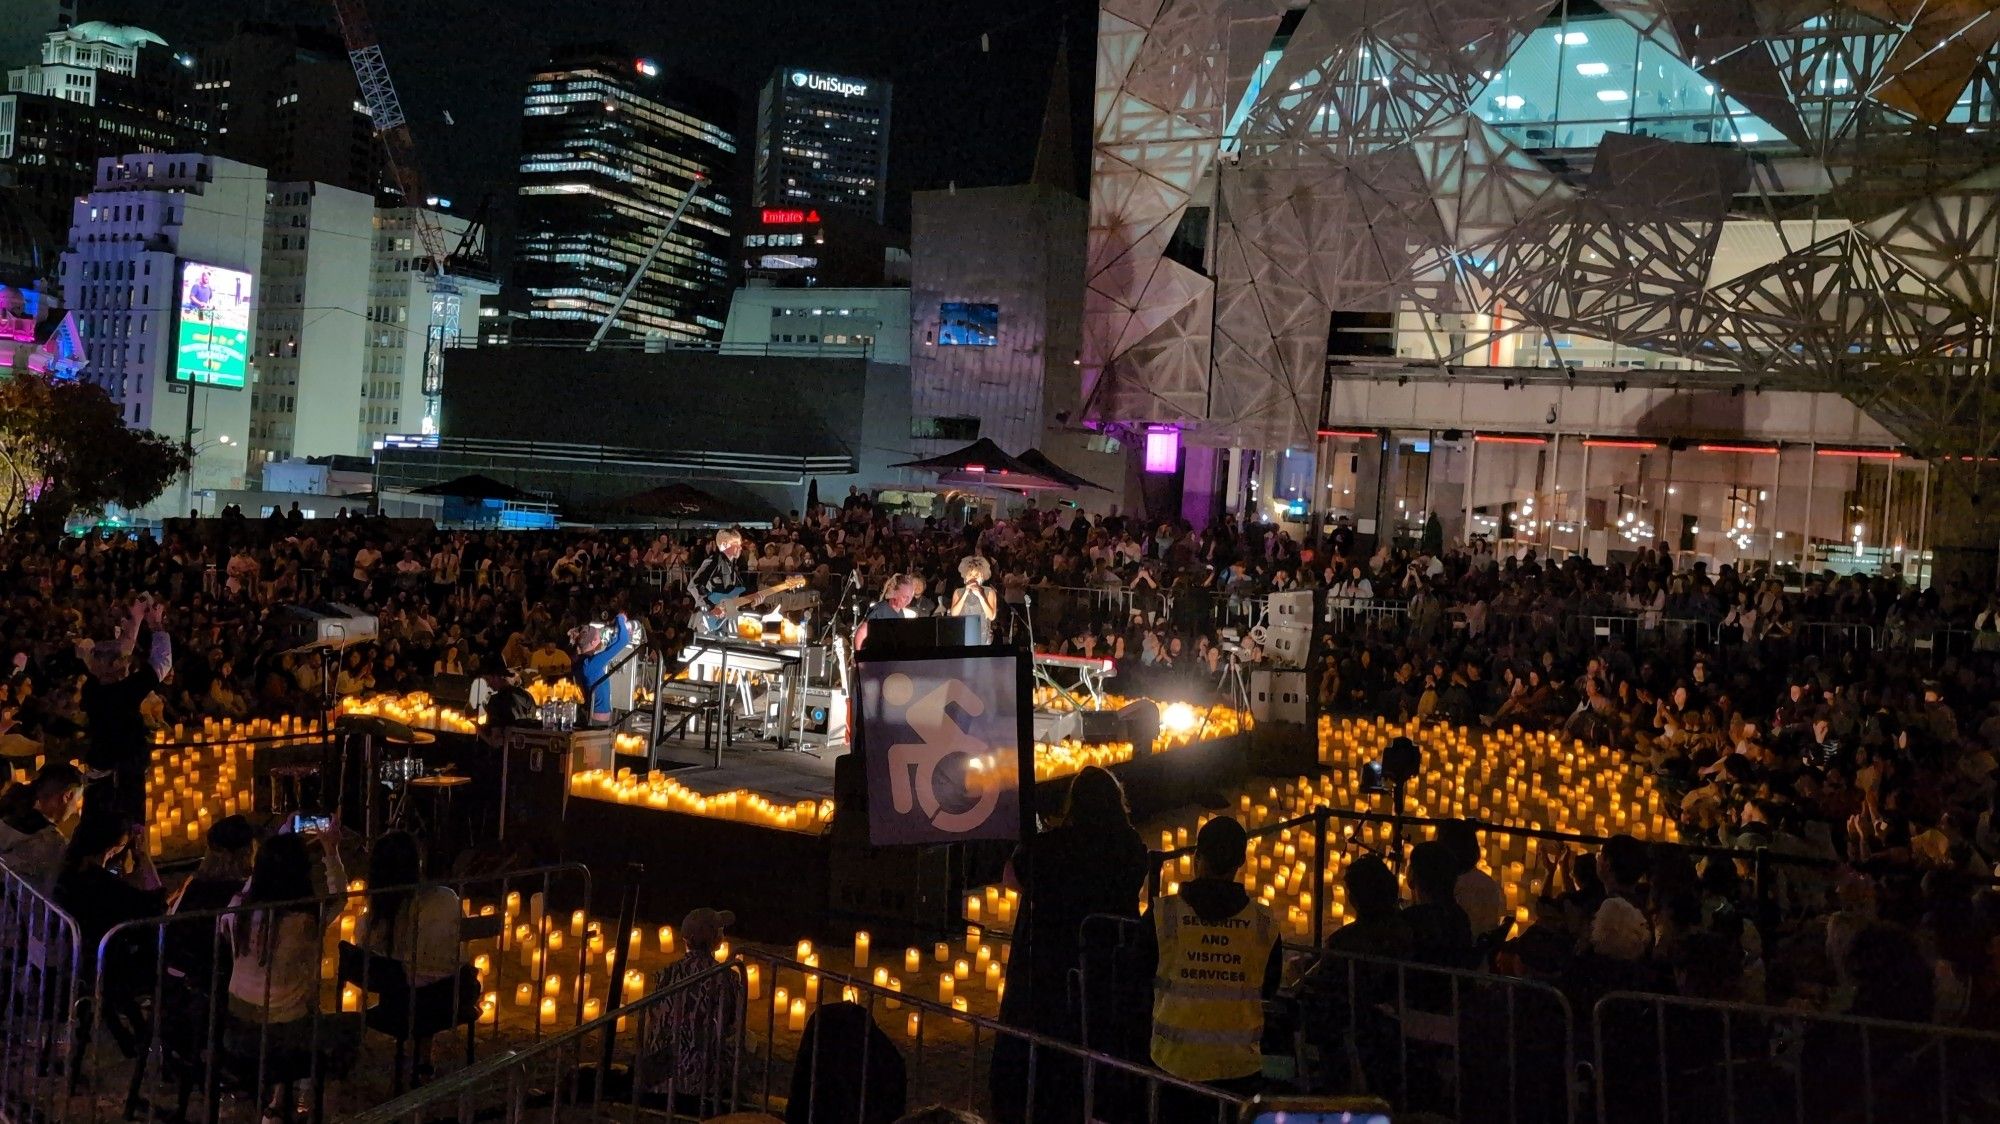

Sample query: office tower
[59,153,263,505]
[364,203,498,446]
[514,46,737,342]
[249,181,372,466]
[1,22,203,274]
[193,23,384,196]
[753,67,890,225]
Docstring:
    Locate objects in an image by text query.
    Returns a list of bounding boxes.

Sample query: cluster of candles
[151,714,325,746]
[528,680,585,705]
[337,692,479,734]
[764,927,1011,1037]
[144,740,272,859]
[569,767,836,832]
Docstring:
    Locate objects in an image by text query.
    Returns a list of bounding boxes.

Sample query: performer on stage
[688,530,745,627]
[855,573,918,649]
[950,556,997,643]
[571,613,635,725]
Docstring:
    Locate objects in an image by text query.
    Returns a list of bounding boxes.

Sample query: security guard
[1144,814,1281,1095]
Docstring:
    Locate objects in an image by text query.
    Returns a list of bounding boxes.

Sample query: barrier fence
[1592,991,2000,1124]
[59,861,593,1124]
[0,861,85,1124]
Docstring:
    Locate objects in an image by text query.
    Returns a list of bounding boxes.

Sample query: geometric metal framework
[1086,0,2000,456]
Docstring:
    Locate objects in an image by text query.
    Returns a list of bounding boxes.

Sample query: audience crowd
[5,490,2000,1120]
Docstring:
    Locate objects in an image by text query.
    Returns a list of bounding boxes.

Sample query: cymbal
[336,714,415,742]
[384,729,437,746]
[408,773,471,788]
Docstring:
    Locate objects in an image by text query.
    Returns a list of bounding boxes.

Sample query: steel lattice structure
[1085,0,2000,456]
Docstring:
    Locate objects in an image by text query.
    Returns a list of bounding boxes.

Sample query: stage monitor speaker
[800,687,847,739]
[1118,698,1159,755]
[1076,710,1126,742]
[1033,710,1080,744]
[1267,591,1315,630]
[1251,669,1310,724]
[1264,625,1313,670]
[281,602,378,651]
[861,616,984,653]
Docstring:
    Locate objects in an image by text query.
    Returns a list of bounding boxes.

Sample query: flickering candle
[515,983,534,1007]
[473,953,491,978]
[852,930,870,968]
[544,973,562,996]
[788,999,807,1031]
[773,986,789,1015]
[340,984,362,1012]
[582,997,602,1021]
[952,996,969,1014]
[804,973,819,1004]
[796,939,813,963]
[658,925,675,954]
[938,975,954,1004]
[985,961,1002,990]
[539,997,557,1025]
[570,910,586,937]
[965,925,980,952]
[906,1011,921,1038]
[933,942,949,964]
[746,964,761,1000]
[906,947,922,974]
[953,959,970,981]
[478,994,497,1025]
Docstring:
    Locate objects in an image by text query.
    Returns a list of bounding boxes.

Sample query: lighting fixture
[1561,31,1589,45]
[1596,89,1628,103]
[1575,62,1610,77]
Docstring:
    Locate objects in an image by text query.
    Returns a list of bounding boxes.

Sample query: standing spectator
[640,907,739,1115]
[992,767,1148,1123]
[81,596,172,830]
[1141,815,1279,1105]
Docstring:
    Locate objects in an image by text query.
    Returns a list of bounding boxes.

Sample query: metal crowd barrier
[0,859,86,1124]
[346,958,746,1124]
[1790,621,1877,655]
[1325,599,1412,638]
[732,952,1245,1124]
[77,861,592,1124]
[1592,991,2000,1124]
[1285,944,1578,1124]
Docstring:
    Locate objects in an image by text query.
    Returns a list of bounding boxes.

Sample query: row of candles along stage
[320,885,1018,1042]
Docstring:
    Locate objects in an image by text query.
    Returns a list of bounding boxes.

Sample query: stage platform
[630,734,838,804]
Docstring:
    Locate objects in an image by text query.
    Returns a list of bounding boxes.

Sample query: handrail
[344,959,747,1124]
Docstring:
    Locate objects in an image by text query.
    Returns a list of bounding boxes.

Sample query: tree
[0,372,190,534]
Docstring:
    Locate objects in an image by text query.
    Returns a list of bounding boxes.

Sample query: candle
[629,927,643,957]
[544,973,562,996]
[505,891,521,917]
[886,977,903,1009]
[539,997,558,1025]
[965,925,980,952]
[473,953,491,978]
[804,973,819,1004]
[545,930,564,953]
[966,895,982,922]
[570,910,587,938]
[658,925,675,954]
[933,942,949,964]
[774,986,789,1015]
[952,996,969,1014]
[340,984,362,1012]
[583,997,602,1021]
[515,983,534,1007]
[796,939,814,963]
[953,959,970,981]
[976,945,992,971]
[714,941,730,963]
[906,1011,921,1038]
[338,915,357,942]
[905,947,922,974]
[853,931,871,969]
[986,961,1002,990]
[587,929,606,956]
[938,975,954,1004]
[873,967,890,988]
[478,993,497,1025]
[746,964,762,1000]
[623,968,647,995]
[788,998,807,1031]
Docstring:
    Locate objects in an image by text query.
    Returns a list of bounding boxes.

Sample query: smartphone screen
[290,812,331,834]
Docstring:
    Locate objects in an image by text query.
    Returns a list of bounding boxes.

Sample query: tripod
[1216,649,1251,714]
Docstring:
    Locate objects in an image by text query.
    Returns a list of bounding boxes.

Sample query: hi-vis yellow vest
[1149,892,1276,1082]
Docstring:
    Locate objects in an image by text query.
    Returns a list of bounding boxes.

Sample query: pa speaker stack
[1263,590,1315,670]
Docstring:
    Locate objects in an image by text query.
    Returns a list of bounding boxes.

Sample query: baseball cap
[681,907,736,949]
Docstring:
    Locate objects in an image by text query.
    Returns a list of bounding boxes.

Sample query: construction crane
[327,0,461,429]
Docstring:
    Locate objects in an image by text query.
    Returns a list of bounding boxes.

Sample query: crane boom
[327,0,452,280]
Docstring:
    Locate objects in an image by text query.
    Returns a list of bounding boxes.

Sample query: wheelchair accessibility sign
[856,651,1030,846]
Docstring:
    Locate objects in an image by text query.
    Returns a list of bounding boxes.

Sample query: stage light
[1160,701,1201,737]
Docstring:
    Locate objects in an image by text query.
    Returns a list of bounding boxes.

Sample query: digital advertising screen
[174,260,253,389]
[938,302,998,347]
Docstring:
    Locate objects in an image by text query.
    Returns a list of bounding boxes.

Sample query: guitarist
[688,529,746,629]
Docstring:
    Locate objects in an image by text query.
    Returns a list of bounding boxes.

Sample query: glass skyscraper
[753,67,890,225]
[514,46,737,342]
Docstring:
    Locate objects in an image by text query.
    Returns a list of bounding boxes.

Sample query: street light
[178,430,236,517]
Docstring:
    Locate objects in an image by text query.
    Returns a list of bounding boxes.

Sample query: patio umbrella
[890,438,1067,488]
[1016,448,1110,491]
[411,473,541,502]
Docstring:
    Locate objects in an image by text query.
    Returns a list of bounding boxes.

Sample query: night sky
[88,0,1097,246]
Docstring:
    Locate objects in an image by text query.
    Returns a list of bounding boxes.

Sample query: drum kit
[335,713,468,842]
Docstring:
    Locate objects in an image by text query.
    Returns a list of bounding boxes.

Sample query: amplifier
[799,687,847,739]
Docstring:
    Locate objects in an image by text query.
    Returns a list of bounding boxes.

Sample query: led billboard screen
[174,260,253,388]
[938,302,998,347]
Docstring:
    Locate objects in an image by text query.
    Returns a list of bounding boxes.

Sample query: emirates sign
[761,208,822,225]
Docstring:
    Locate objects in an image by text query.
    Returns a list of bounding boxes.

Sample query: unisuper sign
[792,71,869,98]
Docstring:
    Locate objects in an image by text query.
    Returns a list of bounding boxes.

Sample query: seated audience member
[0,761,84,893]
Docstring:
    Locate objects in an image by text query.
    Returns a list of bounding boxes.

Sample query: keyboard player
[855,573,919,650]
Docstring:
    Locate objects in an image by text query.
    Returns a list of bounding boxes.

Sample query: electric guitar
[690,576,807,637]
